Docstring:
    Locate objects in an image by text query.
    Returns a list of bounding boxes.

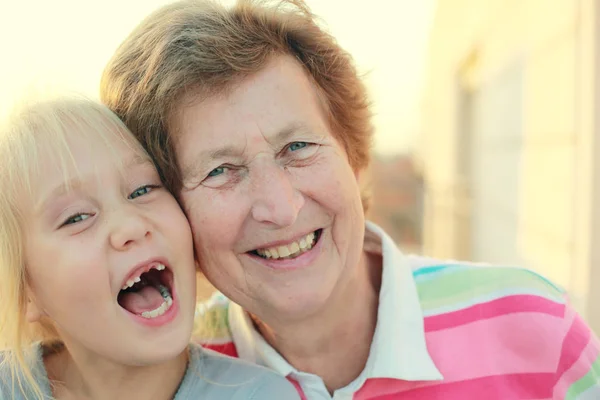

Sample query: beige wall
[420,0,600,330]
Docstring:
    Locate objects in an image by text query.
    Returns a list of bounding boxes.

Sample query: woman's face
[175,55,366,321]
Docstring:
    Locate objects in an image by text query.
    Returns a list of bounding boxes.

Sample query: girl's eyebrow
[35,177,86,214]
[125,153,153,169]
[36,154,152,213]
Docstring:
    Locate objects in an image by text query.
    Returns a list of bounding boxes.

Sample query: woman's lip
[249,229,321,251]
[246,229,323,271]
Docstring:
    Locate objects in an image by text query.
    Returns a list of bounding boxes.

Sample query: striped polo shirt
[193,222,600,399]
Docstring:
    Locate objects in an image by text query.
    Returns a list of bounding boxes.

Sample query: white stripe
[576,383,600,400]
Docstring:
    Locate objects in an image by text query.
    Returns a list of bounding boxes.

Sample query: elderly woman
[100,0,600,398]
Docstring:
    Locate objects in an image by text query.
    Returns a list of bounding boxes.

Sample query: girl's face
[23,123,196,367]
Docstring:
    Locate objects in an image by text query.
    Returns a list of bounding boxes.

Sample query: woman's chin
[256,285,335,323]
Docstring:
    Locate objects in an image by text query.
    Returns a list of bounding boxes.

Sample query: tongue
[119,285,165,315]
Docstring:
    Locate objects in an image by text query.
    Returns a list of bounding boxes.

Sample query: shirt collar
[229,303,297,375]
[228,221,443,382]
[362,221,442,380]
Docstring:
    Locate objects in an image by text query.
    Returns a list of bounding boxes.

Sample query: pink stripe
[426,313,563,380]
[424,295,565,332]
[354,379,418,400]
[555,311,592,379]
[356,373,554,400]
[553,327,599,398]
[287,378,308,400]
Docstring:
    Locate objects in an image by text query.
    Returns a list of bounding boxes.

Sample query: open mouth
[251,229,322,260]
[117,263,174,319]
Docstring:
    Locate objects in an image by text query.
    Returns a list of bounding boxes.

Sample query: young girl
[0,97,299,400]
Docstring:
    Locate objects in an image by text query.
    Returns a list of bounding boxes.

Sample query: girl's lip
[119,277,179,328]
[120,257,170,290]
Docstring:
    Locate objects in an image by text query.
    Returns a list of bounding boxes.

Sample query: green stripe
[416,267,564,311]
[565,353,600,398]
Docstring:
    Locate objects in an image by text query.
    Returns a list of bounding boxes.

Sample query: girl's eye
[128,185,159,200]
[207,166,226,177]
[288,142,308,152]
[62,213,91,227]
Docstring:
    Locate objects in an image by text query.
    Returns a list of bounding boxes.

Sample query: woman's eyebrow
[182,121,317,178]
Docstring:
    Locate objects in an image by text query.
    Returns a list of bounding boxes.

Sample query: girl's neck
[44,341,189,400]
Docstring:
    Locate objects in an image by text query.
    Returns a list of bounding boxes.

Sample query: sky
[0,0,436,155]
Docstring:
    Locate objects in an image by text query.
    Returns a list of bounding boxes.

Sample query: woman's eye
[62,213,91,227]
[283,141,319,162]
[201,165,241,189]
[128,185,159,200]
[207,166,226,177]
[288,142,308,152]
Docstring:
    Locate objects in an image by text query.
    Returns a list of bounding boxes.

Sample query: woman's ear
[354,166,362,182]
[25,288,43,323]
[356,166,373,215]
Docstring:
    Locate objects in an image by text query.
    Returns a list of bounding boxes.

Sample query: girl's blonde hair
[0,95,148,400]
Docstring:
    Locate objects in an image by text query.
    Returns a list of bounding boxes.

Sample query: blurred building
[368,154,424,253]
[420,0,600,332]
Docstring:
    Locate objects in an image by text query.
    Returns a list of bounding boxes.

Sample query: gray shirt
[0,342,300,399]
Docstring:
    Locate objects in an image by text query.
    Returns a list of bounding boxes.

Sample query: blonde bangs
[3,96,149,201]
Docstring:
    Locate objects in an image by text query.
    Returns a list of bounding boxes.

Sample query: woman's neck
[255,249,383,394]
[44,342,189,400]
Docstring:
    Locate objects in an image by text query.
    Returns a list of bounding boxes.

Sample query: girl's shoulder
[0,343,52,400]
[176,343,300,400]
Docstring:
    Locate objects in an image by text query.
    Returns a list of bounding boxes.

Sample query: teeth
[299,238,307,249]
[141,284,173,319]
[278,246,291,257]
[140,295,173,319]
[121,263,167,291]
[158,284,170,298]
[289,242,300,254]
[256,231,318,260]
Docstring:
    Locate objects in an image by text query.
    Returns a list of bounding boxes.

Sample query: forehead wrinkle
[181,130,248,181]
[257,120,314,149]
[254,120,276,154]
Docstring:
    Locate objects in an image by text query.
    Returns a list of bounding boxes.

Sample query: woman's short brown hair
[100,0,373,201]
